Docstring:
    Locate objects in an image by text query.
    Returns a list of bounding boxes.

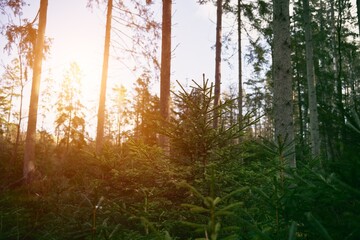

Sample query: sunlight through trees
[0,0,360,239]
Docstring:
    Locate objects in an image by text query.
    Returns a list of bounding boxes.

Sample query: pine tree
[214,0,223,129]
[237,0,243,133]
[23,0,48,181]
[159,0,172,151]
[132,76,159,145]
[1,59,28,161]
[303,0,321,158]
[96,0,112,154]
[273,0,295,168]
[357,0,360,35]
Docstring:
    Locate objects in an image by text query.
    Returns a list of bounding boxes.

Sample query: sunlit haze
[0,0,243,137]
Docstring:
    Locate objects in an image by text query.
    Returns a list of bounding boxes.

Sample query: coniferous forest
[1,0,360,239]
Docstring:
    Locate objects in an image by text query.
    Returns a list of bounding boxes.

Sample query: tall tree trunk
[273,0,295,168]
[96,0,113,154]
[6,85,14,140]
[330,0,345,155]
[357,0,360,35]
[213,0,223,129]
[296,72,304,154]
[13,18,26,162]
[336,0,345,140]
[303,0,321,158]
[12,76,24,162]
[159,0,172,152]
[330,0,339,104]
[23,0,48,181]
[237,0,243,132]
[66,109,72,153]
[294,39,304,157]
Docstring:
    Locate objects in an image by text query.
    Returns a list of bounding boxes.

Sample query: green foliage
[0,76,359,240]
[347,109,360,135]
[286,163,360,239]
[162,78,253,170]
[179,172,248,240]
[288,221,297,240]
[131,75,160,145]
[305,212,332,240]
[1,0,360,238]
[246,135,360,240]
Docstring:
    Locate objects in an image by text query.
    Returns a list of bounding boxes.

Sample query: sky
[0,0,244,135]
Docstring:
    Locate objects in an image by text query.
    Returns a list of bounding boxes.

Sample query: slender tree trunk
[66,109,72,153]
[330,0,338,101]
[296,75,304,149]
[336,0,345,139]
[330,0,345,154]
[294,42,304,157]
[292,26,304,149]
[96,0,113,154]
[119,121,122,146]
[237,0,243,132]
[12,81,24,162]
[230,99,234,126]
[303,0,321,158]
[213,0,223,129]
[6,85,14,140]
[13,18,26,162]
[357,0,360,35]
[23,0,48,181]
[349,62,357,108]
[273,0,295,168]
[159,0,172,152]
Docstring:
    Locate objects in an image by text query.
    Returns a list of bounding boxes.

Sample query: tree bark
[213,0,223,129]
[357,0,360,35]
[237,0,243,132]
[96,0,113,154]
[159,0,172,152]
[294,37,304,157]
[12,72,24,162]
[296,70,304,152]
[273,0,295,168]
[303,0,321,158]
[335,0,345,141]
[23,0,48,181]
[329,0,345,154]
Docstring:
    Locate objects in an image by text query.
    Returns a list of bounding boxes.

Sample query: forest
[0,0,360,239]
